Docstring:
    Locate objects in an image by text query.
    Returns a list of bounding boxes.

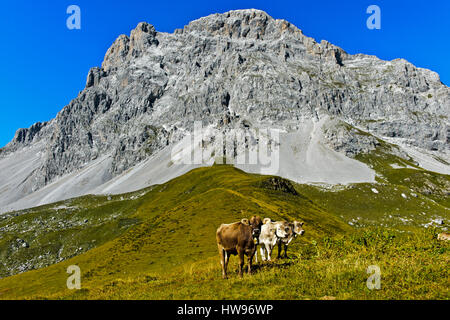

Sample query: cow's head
[276,221,293,239]
[249,215,263,239]
[292,221,305,236]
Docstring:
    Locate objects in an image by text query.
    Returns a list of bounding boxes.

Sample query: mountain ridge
[0,9,448,213]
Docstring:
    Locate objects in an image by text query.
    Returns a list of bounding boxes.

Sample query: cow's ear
[241,218,249,225]
[300,222,304,226]
[263,218,271,225]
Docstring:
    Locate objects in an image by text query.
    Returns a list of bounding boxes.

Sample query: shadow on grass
[223,258,295,278]
[252,259,294,272]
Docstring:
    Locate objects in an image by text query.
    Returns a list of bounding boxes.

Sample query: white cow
[277,221,305,259]
[256,218,292,262]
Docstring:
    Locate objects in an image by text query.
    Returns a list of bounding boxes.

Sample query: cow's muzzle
[252,228,260,241]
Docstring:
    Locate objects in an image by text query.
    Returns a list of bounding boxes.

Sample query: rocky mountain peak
[102,22,158,72]
[181,9,314,43]
[0,9,448,213]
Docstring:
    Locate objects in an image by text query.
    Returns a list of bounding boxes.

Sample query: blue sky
[0,0,449,148]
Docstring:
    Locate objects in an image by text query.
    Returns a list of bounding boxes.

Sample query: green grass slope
[0,164,448,299]
[0,165,349,299]
[55,227,449,300]
[298,142,450,228]
[0,189,151,278]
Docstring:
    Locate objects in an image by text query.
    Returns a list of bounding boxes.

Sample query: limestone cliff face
[0,9,448,211]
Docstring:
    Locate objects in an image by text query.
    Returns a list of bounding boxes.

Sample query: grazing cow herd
[216,215,305,279]
[216,215,449,279]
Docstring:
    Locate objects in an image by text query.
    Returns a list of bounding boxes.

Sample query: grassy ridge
[297,143,450,228]
[0,165,349,299]
[356,144,450,208]
[0,164,448,299]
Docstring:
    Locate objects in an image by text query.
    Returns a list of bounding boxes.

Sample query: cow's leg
[284,244,288,258]
[260,245,266,262]
[277,241,282,259]
[247,251,254,275]
[237,249,245,278]
[223,250,230,278]
[219,247,228,279]
[266,243,272,261]
[254,245,258,263]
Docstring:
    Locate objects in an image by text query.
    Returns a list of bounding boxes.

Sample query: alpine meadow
[0,9,448,300]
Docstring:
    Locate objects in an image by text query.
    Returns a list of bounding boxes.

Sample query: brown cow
[216,216,263,279]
